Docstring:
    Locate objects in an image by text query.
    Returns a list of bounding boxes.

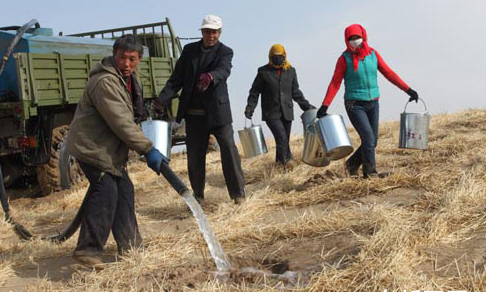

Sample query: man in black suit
[158,15,245,204]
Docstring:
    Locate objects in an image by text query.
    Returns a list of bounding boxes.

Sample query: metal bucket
[300,108,318,133]
[141,118,172,159]
[399,98,430,150]
[302,123,330,167]
[238,120,268,158]
[315,114,353,160]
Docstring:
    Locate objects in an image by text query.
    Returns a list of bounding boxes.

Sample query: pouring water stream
[179,190,232,271]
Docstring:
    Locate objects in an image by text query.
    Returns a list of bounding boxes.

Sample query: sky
[2,0,485,140]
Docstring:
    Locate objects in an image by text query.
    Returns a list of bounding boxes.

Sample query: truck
[0,18,185,196]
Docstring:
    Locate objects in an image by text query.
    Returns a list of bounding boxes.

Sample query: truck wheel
[36,126,82,196]
[59,134,82,190]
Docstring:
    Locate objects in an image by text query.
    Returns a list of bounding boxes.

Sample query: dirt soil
[1,109,486,291]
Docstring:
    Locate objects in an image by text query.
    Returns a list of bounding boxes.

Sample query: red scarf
[344,24,373,72]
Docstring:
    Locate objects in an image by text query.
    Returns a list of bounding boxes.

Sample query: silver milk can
[302,122,331,167]
[398,98,430,150]
[300,108,318,133]
[238,119,268,158]
[141,118,172,159]
[314,114,353,160]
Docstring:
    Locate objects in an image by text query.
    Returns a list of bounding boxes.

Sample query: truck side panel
[14,52,174,120]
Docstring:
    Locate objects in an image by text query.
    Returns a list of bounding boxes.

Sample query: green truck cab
[0,18,184,195]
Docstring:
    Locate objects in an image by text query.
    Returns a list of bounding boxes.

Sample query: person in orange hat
[317,24,420,178]
[245,44,315,169]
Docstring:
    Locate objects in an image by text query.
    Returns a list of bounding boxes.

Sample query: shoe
[234,197,246,205]
[345,160,359,176]
[285,159,297,171]
[194,195,204,204]
[363,171,392,179]
[73,254,105,271]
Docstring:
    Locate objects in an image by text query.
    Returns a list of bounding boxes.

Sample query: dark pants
[185,115,245,200]
[266,117,293,165]
[345,100,379,175]
[74,162,142,257]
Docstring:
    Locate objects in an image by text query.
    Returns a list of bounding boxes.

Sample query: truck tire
[36,126,82,196]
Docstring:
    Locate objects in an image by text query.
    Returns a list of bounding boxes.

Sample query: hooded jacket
[245,44,311,121]
[67,56,152,176]
[322,24,410,107]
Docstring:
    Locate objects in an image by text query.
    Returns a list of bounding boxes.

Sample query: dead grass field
[1,109,486,291]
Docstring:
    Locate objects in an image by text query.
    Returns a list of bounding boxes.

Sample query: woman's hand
[317,105,328,118]
[406,88,419,103]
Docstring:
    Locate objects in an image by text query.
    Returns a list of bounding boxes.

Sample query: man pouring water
[66,35,168,269]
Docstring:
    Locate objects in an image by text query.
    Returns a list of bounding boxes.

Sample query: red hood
[344,24,368,51]
[343,24,373,72]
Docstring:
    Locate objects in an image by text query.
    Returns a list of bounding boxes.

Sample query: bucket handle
[244,118,254,129]
[305,118,319,133]
[403,98,428,114]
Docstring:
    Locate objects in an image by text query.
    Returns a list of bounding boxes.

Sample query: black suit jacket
[245,65,311,121]
[158,40,233,129]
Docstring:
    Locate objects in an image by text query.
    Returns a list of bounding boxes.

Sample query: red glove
[196,73,213,92]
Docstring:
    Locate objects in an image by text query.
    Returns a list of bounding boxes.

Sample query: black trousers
[185,115,245,200]
[266,117,293,165]
[74,162,142,257]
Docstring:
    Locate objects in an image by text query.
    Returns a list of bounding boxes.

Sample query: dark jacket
[158,40,233,129]
[245,65,311,121]
[67,56,152,176]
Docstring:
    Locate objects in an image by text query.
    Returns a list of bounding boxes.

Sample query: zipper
[362,56,371,100]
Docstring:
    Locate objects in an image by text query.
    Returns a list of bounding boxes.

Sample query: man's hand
[145,147,169,174]
[196,73,213,92]
[244,109,253,119]
[406,88,419,103]
[317,105,328,118]
[306,104,317,111]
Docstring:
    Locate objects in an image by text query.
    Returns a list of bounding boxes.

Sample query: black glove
[406,88,419,103]
[316,105,328,118]
[145,147,169,175]
[307,104,317,110]
[244,108,253,119]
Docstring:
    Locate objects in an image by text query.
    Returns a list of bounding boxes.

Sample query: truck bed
[13,52,175,120]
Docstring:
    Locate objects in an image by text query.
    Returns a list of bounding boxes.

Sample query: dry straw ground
[0,109,486,291]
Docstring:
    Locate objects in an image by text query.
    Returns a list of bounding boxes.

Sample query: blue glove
[145,147,169,174]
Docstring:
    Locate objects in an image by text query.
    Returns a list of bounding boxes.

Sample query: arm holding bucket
[318,56,346,118]
[291,68,314,111]
[375,50,420,103]
[245,70,264,119]
[91,78,153,155]
[322,55,346,107]
[157,46,187,111]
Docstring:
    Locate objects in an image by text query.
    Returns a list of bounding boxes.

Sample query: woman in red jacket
[317,24,419,178]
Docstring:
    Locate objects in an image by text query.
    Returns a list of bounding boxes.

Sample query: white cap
[200,15,222,30]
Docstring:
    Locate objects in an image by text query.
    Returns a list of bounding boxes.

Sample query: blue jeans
[345,100,379,175]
